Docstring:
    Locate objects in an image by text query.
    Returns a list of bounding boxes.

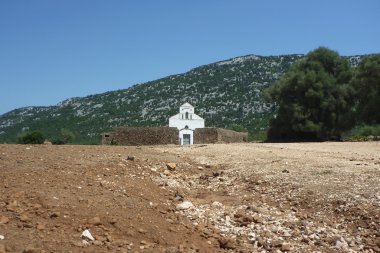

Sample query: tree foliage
[352,54,380,124]
[266,47,355,141]
[52,128,76,144]
[61,128,75,143]
[17,131,45,144]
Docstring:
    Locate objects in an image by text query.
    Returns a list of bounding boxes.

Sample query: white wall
[169,117,204,130]
[168,103,205,145]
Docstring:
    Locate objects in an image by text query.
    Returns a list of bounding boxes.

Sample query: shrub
[51,139,66,145]
[17,131,45,144]
[342,124,380,141]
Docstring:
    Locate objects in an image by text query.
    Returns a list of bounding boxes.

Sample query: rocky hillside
[0,54,362,143]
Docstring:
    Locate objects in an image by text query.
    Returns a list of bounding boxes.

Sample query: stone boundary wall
[102,127,179,146]
[102,127,247,146]
[194,128,248,144]
[216,128,248,143]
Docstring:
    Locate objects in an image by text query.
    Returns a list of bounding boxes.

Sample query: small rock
[252,214,264,224]
[23,246,41,253]
[138,229,147,234]
[89,217,102,226]
[93,240,103,246]
[212,171,220,177]
[335,239,348,250]
[81,229,95,241]
[19,214,29,222]
[272,240,283,247]
[281,242,291,251]
[246,205,261,213]
[0,216,9,224]
[234,210,254,226]
[248,232,256,242]
[166,246,180,253]
[95,235,107,242]
[271,225,278,233]
[218,238,236,250]
[257,237,265,247]
[282,169,290,173]
[166,163,177,171]
[127,156,135,161]
[49,212,60,218]
[176,201,193,210]
[163,170,171,176]
[0,235,4,240]
[211,201,223,208]
[36,223,45,230]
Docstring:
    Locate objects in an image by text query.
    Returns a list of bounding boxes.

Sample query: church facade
[169,103,204,145]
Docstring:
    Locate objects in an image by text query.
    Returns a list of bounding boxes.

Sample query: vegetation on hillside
[266,48,380,141]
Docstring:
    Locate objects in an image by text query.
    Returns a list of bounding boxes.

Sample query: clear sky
[1,0,379,115]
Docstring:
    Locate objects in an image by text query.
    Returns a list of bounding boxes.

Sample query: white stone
[335,239,348,250]
[81,229,95,241]
[176,201,194,210]
[0,235,4,240]
[211,201,223,208]
[248,232,256,241]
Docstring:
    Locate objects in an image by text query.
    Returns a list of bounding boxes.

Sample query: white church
[169,102,205,145]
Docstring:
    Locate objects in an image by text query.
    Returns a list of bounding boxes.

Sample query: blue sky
[1,0,379,115]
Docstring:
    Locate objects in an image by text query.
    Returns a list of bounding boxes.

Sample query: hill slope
[0,54,362,143]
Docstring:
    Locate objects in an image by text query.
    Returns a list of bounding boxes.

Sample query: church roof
[181,102,193,107]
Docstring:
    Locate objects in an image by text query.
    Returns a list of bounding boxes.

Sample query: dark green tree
[266,47,355,141]
[61,128,75,143]
[17,131,45,144]
[352,54,380,124]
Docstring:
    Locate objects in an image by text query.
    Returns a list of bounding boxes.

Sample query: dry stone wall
[102,127,247,146]
[102,127,179,146]
[194,128,248,144]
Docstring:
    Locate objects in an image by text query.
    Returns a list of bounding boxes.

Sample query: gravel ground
[0,142,379,252]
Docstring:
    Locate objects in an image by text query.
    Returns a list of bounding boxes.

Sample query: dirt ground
[0,142,379,253]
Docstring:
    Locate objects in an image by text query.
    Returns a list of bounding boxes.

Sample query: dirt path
[0,143,379,252]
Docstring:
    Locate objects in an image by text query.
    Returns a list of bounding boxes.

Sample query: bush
[51,139,66,145]
[342,124,380,141]
[249,131,267,142]
[17,131,45,144]
[227,124,248,132]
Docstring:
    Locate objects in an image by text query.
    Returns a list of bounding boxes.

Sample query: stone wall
[102,127,247,146]
[217,128,248,143]
[194,128,248,144]
[102,127,179,146]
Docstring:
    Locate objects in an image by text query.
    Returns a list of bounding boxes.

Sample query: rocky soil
[0,142,379,252]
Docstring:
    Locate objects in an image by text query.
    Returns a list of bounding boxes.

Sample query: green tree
[61,128,75,143]
[227,124,248,132]
[266,47,355,141]
[352,54,380,124]
[17,131,45,144]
